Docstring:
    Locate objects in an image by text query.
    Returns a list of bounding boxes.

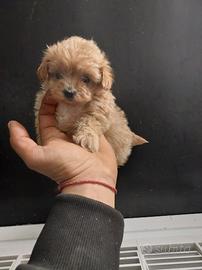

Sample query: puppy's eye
[81,75,91,84]
[52,72,63,80]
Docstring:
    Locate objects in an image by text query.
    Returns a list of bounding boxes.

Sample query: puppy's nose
[63,88,76,100]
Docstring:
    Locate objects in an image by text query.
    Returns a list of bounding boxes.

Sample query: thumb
[8,120,44,169]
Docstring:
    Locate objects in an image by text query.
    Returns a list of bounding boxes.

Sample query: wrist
[61,182,115,207]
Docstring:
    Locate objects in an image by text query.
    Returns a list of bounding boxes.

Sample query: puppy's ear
[101,56,114,90]
[37,60,49,82]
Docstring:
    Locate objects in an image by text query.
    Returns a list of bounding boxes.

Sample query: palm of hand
[9,93,117,186]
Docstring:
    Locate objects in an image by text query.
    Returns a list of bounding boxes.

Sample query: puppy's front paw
[73,131,99,152]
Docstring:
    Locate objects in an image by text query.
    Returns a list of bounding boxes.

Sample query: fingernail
[8,121,11,128]
[8,120,16,129]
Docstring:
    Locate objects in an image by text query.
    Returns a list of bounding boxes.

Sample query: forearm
[17,194,124,270]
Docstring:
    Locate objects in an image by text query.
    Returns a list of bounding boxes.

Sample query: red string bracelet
[58,179,117,194]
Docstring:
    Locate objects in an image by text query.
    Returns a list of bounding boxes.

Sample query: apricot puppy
[35,36,147,166]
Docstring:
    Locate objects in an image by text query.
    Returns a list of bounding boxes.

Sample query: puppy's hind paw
[73,132,99,152]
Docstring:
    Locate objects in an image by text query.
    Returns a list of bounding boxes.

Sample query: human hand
[8,93,118,207]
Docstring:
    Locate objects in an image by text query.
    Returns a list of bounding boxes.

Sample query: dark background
[0,0,202,226]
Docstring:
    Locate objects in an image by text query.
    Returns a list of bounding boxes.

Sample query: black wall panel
[0,0,202,225]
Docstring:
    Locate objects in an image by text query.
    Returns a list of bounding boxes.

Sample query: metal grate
[119,246,142,269]
[0,255,29,270]
[1,243,202,269]
[141,243,202,270]
[1,215,202,269]
[0,255,17,270]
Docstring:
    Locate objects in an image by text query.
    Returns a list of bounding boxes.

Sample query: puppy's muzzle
[63,88,76,100]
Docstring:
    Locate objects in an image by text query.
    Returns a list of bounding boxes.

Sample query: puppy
[35,36,147,166]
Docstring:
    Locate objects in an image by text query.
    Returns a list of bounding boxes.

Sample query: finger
[39,92,67,144]
[39,114,57,130]
[41,91,58,107]
[40,102,57,115]
[8,121,44,168]
[39,92,58,130]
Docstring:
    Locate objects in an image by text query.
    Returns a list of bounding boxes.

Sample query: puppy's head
[37,36,113,104]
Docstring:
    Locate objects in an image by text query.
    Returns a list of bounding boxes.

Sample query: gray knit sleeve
[16,194,124,270]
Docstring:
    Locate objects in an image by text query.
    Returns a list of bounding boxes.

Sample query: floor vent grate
[1,215,202,269]
[141,243,202,270]
[1,242,202,269]
[0,256,17,270]
[0,255,30,270]
[119,246,142,269]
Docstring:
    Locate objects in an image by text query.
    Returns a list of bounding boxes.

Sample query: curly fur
[35,36,147,166]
